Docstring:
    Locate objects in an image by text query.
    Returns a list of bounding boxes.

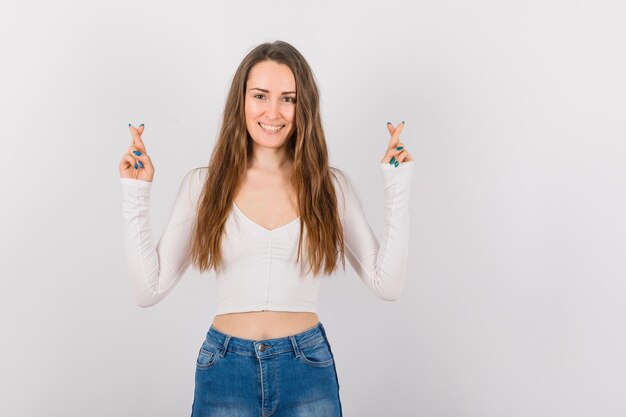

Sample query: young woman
[118,40,415,416]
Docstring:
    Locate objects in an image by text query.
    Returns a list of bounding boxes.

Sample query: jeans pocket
[299,340,335,368]
[196,341,222,370]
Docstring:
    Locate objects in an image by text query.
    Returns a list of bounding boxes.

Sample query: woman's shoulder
[329,165,349,187]
[182,166,209,185]
[329,166,360,220]
[329,166,358,197]
[177,166,208,205]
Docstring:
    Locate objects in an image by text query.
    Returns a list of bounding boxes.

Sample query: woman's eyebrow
[250,87,296,95]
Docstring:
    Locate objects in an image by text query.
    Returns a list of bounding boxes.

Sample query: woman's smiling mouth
[259,122,285,133]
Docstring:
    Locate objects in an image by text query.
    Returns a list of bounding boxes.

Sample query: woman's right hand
[119,124,155,182]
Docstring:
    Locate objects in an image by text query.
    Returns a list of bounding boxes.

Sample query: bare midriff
[211,311,320,341]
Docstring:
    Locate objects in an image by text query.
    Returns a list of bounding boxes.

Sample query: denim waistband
[204,321,329,358]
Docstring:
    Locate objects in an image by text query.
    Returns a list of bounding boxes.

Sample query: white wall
[1,0,625,416]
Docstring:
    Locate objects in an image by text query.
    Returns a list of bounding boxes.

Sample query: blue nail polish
[134,163,138,170]
[402,120,405,124]
[396,146,403,150]
[394,160,399,167]
[129,123,131,126]
[133,150,142,156]
[390,157,396,165]
[139,123,144,127]
[138,161,143,168]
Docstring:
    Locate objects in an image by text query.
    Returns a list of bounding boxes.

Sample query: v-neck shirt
[119,161,415,314]
[231,200,300,232]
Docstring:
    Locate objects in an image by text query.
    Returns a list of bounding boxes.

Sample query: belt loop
[289,335,301,358]
[220,335,231,357]
[318,321,328,342]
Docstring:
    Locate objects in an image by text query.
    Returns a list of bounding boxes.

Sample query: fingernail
[129,123,131,127]
[134,163,138,170]
[139,123,144,127]
[396,146,403,150]
[390,157,396,165]
[138,161,143,168]
[402,120,405,124]
[133,150,142,156]
[394,160,399,167]
[386,121,391,125]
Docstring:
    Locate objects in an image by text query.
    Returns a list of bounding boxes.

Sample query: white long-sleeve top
[120,161,415,313]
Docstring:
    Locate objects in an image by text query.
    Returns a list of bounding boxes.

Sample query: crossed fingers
[382,121,413,166]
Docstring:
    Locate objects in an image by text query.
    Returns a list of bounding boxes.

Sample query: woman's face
[244,60,297,151]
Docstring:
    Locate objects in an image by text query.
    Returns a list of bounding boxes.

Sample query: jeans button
[258,344,269,352]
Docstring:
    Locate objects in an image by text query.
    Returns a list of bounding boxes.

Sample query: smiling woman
[245,60,297,146]
[118,39,415,416]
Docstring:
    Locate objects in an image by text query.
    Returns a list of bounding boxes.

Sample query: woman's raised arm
[334,121,416,300]
[118,124,204,307]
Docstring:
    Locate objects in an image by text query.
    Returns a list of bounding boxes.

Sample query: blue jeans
[190,321,343,417]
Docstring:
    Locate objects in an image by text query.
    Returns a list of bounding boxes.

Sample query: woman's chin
[249,135,289,149]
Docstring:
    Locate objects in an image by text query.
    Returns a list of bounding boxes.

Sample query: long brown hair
[189,40,346,277]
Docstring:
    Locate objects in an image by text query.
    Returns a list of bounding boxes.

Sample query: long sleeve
[335,161,416,300]
[119,168,204,307]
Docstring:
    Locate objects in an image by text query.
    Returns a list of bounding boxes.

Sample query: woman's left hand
[380,121,414,166]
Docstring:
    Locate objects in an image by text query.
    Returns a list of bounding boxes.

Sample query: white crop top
[120,161,415,314]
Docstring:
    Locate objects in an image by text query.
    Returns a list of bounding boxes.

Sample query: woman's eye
[254,94,265,100]
[283,96,296,103]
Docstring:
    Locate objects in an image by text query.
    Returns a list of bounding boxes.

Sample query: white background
[1,0,625,416]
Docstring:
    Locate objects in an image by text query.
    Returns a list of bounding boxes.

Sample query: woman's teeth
[259,122,285,133]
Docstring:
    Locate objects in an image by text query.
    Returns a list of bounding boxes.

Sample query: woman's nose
[265,100,281,118]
